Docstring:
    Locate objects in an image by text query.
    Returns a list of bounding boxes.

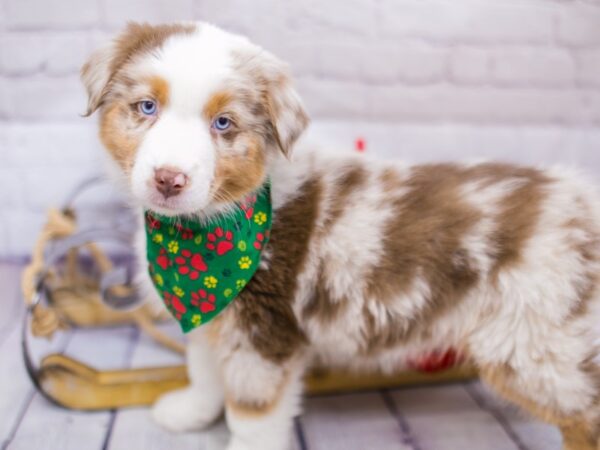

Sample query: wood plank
[389,384,520,450]
[300,391,413,450]
[466,381,562,450]
[7,326,137,450]
[108,322,230,450]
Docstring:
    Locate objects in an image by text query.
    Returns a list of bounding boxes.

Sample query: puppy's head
[81,22,308,217]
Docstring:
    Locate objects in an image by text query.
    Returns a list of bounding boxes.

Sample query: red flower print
[254,232,265,250]
[175,249,208,280]
[156,248,171,270]
[206,227,234,255]
[146,213,161,231]
[175,224,194,240]
[163,292,186,319]
[191,289,217,313]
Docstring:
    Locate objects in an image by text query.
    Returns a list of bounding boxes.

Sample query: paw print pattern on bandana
[145,184,272,333]
[175,249,208,280]
[206,227,234,255]
[163,292,186,320]
[191,289,217,313]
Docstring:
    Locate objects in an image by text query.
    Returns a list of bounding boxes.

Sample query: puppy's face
[81,22,308,217]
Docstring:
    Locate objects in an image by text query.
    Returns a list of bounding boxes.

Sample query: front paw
[152,387,222,432]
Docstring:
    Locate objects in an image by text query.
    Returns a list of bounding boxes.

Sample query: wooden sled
[21,177,478,411]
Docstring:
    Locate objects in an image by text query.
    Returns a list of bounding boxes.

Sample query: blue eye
[213,116,231,131]
[138,100,157,116]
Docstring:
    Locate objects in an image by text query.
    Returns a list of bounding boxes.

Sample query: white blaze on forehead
[128,24,259,216]
[144,24,253,116]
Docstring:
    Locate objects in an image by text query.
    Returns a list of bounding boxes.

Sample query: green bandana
[145,184,272,333]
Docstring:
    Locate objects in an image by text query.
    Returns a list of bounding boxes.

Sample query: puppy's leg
[223,350,304,450]
[478,354,600,450]
[152,327,224,432]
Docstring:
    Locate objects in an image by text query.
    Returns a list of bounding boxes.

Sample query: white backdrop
[1,0,599,257]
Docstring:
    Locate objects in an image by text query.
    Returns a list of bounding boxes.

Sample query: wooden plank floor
[0,262,562,450]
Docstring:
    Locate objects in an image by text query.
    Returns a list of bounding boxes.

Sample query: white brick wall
[1,0,600,258]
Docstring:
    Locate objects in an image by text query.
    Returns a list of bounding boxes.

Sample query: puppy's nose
[154,167,188,199]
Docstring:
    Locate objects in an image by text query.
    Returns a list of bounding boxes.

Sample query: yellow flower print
[254,211,267,226]
[237,240,247,251]
[224,288,233,298]
[236,279,246,289]
[238,256,252,269]
[168,226,176,235]
[194,235,203,245]
[173,286,184,297]
[167,240,179,254]
[204,276,218,289]
[152,233,163,244]
[191,314,202,326]
[153,274,164,287]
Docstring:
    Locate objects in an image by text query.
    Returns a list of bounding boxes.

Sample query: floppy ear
[267,69,310,158]
[80,42,117,116]
[247,52,309,158]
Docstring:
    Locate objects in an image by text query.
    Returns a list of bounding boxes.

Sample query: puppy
[82,22,600,450]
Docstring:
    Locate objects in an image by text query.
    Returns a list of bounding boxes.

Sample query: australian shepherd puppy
[82,22,600,450]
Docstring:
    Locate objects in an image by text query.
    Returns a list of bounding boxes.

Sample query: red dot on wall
[355,137,366,153]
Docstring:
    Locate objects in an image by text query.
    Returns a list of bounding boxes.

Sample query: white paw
[151,387,222,433]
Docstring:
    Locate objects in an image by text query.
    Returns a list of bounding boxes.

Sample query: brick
[22,166,98,210]
[0,123,103,168]
[449,47,490,84]
[4,210,46,256]
[490,48,575,87]
[1,75,87,120]
[0,168,24,209]
[366,85,590,124]
[557,3,600,46]
[103,0,193,29]
[296,78,369,118]
[5,0,100,29]
[0,32,89,76]
[380,0,554,44]
[575,49,600,87]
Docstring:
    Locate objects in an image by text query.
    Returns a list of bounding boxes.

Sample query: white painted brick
[0,123,103,168]
[0,32,89,76]
[194,0,288,46]
[575,49,600,86]
[270,42,318,78]
[362,42,447,84]
[296,79,369,118]
[380,0,555,44]
[22,166,98,210]
[449,47,490,84]
[103,0,193,29]
[366,85,591,124]
[490,47,576,87]
[0,80,8,119]
[285,0,377,38]
[5,0,100,29]
[1,75,86,120]
[4,210,46,257]
[0,168,24,209]
[557,2,600,46]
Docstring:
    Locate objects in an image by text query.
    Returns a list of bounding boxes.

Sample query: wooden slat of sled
[33,350,477,411]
